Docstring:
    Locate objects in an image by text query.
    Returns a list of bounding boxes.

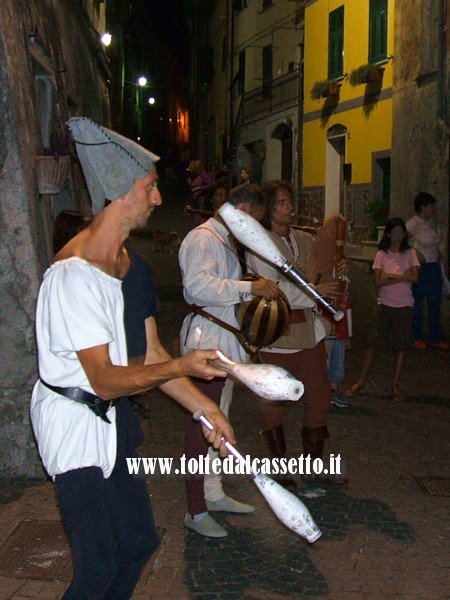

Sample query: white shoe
[206,496,255,514]
[184,513,228,538]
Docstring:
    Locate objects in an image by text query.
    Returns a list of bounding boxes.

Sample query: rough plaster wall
[391,0,449,253]
[0,0,108,476]
[0,7,45,477]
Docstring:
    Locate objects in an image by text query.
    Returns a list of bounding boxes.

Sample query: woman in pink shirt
[345,218,420,401]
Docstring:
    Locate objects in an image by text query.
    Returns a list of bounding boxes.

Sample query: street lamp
[101,32,112,46]
[138,76,147,87]
[148,97,155,105]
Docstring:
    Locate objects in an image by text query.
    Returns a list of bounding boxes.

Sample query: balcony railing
[242,68,300,122]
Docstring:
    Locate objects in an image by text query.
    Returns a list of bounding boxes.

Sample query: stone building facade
[0,0,110,476]
[391,0,449,269]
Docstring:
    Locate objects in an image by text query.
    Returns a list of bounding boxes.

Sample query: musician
[246,180,348,485]
[180,183,281,538]
[306,215,352,409]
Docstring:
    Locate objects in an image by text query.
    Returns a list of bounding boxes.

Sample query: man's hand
[316,281,340,301]
[201,408,236,458]
[336,257,349,280]
[251,278,280,300]
[177,350,228,380]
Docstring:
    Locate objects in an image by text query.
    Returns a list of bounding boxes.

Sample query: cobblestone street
[1,199,449,599]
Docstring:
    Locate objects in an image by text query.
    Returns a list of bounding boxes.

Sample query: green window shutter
[328,6,344,79]
[369,0,388,63]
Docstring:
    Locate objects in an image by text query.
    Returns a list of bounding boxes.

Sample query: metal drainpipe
[438,0,450,272]
[229,0,235,173]
[296,46,304,217]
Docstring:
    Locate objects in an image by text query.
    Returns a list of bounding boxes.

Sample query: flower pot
[328,86,339,95]
[364,69,382,83]
[35,156,70,194]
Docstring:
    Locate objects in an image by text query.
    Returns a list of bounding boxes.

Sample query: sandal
[344,383,365,398]
[391,388,403,402]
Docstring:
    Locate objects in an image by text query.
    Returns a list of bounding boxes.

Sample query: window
[262,44,273,96]
[238,50,246,94]
[328,6,344,79]
[369,0,388,63]
[233,0,248,12]
[263,0,273,10]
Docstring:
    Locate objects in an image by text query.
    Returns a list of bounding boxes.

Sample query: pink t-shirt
[372,249,420,308]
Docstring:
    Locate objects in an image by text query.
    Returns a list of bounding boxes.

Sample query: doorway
[326,124,347,216]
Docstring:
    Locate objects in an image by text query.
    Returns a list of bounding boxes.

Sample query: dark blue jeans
[55,400,159,599]
[412,262,444,343]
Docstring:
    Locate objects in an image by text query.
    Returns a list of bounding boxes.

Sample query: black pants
[55,399,159,599]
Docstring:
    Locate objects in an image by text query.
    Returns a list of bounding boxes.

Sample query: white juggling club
[194,411,322,544]
[209,351,304,401]
[219,202,344,321]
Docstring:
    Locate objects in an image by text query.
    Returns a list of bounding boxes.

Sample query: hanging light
[101,33,112,47]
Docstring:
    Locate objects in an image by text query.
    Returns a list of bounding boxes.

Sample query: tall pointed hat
[67,117,159,214]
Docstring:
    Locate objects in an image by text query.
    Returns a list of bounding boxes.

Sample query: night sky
[145,0,191,71]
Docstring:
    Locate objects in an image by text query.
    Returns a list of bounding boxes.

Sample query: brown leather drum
[236,274,291,347]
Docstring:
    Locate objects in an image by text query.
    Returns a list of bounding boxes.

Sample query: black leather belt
[40,380,118,424]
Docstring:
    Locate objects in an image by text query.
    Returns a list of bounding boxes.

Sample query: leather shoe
[184,513,227,538]
[206,496,255,514]
[427,341,449,350]
[413,340,427,349]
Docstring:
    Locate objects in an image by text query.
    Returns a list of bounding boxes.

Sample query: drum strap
[189,305,260,360]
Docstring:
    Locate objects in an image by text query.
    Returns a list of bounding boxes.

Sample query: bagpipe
[305,215,352,339]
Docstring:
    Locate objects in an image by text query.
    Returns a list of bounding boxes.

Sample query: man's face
[127,169,162,228]
[271,188,293,226]
[212,187,228,210]
[421,203,436,219]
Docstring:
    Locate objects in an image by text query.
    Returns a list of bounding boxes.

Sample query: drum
[236,274,291,347]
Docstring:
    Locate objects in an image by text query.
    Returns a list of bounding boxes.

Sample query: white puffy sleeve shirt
[30,258,127,479]
[179,219,253,363]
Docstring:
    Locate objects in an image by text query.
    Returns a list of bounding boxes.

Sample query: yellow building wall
[303,0,394,187]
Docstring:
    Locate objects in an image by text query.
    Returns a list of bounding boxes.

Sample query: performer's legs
[184,378,224,516]
[103,459,160,599]
[204,378,233,502]
[56,467,118,599]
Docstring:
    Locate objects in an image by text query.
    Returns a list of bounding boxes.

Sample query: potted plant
[366,196,389,239]
[35,155,70,194]
[310,78,341,100]
[349,63,384,86]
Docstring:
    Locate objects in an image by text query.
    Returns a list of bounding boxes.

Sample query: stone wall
[391,0,449,265]
[0,1,107,476]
